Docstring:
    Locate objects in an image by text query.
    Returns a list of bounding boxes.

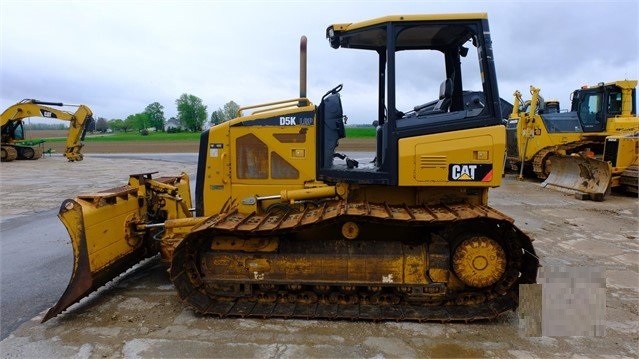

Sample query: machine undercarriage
[171,200,538,321]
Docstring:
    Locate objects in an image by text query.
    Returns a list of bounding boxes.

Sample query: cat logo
[448,164,493,182]
[40,110,54,118]
[451,164,477,180]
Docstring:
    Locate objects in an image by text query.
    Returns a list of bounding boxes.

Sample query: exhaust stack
[300,36,307,99]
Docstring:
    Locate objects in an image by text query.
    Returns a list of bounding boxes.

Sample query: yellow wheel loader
[44,14,539,323]
[1,100,94,162]
[506,81,639,179]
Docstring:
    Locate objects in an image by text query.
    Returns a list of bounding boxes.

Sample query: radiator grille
[420,155,447,168]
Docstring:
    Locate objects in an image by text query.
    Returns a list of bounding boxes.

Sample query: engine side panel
[398,125,505,187]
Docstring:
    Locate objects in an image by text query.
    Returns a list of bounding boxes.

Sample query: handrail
[238,98,311,116]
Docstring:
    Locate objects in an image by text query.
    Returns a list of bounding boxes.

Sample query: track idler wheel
[1,147,18,162]
[452,236,507,288]
[19,147,36,160]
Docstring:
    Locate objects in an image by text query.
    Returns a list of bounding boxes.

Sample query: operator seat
[413,78,453,116]
[432,78,453,113]
[320,91,346,168]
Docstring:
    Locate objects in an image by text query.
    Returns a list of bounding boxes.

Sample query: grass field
[35,127,377,142]
[25,126,376,153]
[344,127,376,138]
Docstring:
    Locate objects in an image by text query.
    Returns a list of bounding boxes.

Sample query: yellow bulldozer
[44,14,539,323]
[541,132,638,200]
[506,81,638,200]
[506,81,638,180]
[1,100,94,162]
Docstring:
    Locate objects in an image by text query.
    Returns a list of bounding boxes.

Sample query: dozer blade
[541,155,612,201]
[43,186,159,322]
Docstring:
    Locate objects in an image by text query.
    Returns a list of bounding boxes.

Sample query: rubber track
[170,201,538,322]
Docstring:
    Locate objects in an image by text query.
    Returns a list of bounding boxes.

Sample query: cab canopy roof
[326,13,488,50]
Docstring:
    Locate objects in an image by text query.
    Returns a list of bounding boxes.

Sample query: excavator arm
[0,99,94,161]
[61,104,93,161]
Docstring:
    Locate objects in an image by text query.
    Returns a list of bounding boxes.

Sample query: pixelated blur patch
[518,284,542,337]
[519,266,606,337]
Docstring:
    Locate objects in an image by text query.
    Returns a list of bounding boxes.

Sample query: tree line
[88,94,241,134]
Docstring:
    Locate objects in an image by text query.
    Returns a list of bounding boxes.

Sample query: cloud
[1,1,637,124]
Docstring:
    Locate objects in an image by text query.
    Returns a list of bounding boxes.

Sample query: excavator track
[170,200,538,322]
[1,145,43,161]
[1,146,18,162]
[532,140,601,179]
[17,145,43,160]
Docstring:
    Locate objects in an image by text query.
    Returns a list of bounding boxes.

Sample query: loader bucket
[541,155,612,201]
[42,188,160,322]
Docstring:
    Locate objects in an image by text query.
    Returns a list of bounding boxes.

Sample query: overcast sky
[1,0,637,125]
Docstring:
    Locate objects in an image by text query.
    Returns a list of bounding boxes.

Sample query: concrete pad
[1,160,638,358]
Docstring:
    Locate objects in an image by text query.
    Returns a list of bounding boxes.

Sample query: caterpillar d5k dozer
[506,81,639,180]
[44,13,539,323]
[541,132,639,200]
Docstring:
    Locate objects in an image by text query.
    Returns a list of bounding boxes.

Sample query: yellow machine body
[1,99,94,162]
[506,80,639,179]
[542,132,639,200]
[46,13,538,323]
[397,126,504,187]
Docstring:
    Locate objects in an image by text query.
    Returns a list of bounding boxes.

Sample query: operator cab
[1,121,24,142]
[318,14,503,185]
[571,83,636,132]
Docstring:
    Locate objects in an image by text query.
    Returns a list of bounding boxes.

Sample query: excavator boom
[1,99,94,162]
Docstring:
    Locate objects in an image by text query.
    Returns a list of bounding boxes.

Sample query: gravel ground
[0,148,637,358]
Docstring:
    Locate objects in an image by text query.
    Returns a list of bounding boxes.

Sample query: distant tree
[124,115,136,131]
[108,119,124,132]
[223,101,240,120]
[125,113,150,132]
[210,100,241,125]
[137,112,150,130]
[144,102,166,131]
[210,109,225,125]
[176,93,207,132]
[86,117,96,132]
[121,116,138,133]
[95,117,109,132]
